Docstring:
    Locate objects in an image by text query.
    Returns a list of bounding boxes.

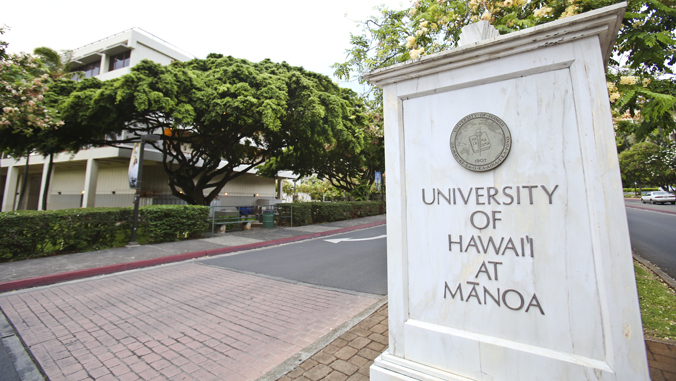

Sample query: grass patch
[635,261,676,340]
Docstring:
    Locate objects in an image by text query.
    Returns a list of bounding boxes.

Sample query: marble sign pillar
[364,3,650,380]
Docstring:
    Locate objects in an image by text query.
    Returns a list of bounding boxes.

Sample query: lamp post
[129,134,161,245]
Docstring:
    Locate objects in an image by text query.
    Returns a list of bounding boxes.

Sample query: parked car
[641,191,676,204]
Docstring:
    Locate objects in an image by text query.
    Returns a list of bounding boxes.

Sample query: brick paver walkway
[278,303,676,381]
[278,304,388,381]
[0,263,377,381]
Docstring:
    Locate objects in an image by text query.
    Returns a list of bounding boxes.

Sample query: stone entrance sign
[364,3,650,380]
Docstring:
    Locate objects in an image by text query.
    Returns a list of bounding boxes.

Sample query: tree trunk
[41,153,54,211]
[658,126,664,146]
[15,153,30,211]
[622,132,630,150]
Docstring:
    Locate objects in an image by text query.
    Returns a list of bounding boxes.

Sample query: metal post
[290,205,293,227]
[129,134,160,246]
[211,206,216,237]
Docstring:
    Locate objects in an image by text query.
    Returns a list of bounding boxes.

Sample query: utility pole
[129,134,161,245]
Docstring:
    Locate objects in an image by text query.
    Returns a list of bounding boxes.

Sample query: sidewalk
[0,214,386,291]
[0,215,387,381]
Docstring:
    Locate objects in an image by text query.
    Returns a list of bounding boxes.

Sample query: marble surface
[370,4,649,381]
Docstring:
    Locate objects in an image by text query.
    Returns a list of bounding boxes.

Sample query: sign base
[372,353,473,381]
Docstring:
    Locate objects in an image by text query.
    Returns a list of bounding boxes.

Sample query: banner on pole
[128,142,141,188]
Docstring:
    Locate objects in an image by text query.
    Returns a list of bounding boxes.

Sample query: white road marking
[324,235,387,244]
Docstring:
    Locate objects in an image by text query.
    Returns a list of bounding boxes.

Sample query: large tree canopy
[619,141,676,190]
[333,0,675,136]
[332,0,675,194]
[56,55,368,205]
[259,106,384,199]
[0,32,71,210]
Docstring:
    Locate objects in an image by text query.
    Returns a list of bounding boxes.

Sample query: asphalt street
[199,206,676,294]
[200,225,388,295]
[0,311,42,381]
[0,335,21,381]
[625,200,676,280]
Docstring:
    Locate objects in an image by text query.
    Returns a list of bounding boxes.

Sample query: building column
[99,54,108,75]
[1,166,19,212]
[82,158,99,208]
[37,161,53,211]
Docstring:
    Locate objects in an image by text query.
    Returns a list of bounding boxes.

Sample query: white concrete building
[1,28,286,211]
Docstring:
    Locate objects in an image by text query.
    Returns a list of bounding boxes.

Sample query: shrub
[623,187,660,192]
[52,208,132,253]
[312,201,384,223]
[274,201,385,226]
[0,205,210,262]
[275,203,312,226]
[0,210,57,261]
[142,205,210,243]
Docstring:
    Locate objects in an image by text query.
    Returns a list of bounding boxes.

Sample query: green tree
[333,0,675,140]
[0,31,65,210]
[618,141,675,192]
[284,176,345,201]
[646,141,676,191]
[32,47,78,210]
[56,55,365,205]
[33,47,76,80]
[261,106,384,200]
[0,26,7,60]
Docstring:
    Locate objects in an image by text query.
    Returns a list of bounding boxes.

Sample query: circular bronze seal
[450,112,511,172]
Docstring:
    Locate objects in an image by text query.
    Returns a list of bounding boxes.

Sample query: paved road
[625,200,676,280]
[200,225,388,295]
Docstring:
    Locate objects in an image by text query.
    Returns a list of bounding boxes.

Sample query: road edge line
[0,220,386,293]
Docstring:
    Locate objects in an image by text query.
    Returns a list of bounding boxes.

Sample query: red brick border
[626,205,676,216]
[0,221,385,293]
[646,337,676,380]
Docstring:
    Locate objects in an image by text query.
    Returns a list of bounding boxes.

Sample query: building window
[71,61,100,80]
[109,51,131,71]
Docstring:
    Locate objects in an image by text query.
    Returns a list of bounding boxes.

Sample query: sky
[2,0,407,90]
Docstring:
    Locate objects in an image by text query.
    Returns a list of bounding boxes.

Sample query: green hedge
[274,203,312,226]
[0,205,210,262]
[275,201,385,226]
[142,205,210,243]
[624,187,660,192]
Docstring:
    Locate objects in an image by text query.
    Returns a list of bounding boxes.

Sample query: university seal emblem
[450,112,511,172]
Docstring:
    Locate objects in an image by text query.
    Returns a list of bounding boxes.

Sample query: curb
[633,253,676,291]
[626,205,676,216]
[0,221,386,293]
